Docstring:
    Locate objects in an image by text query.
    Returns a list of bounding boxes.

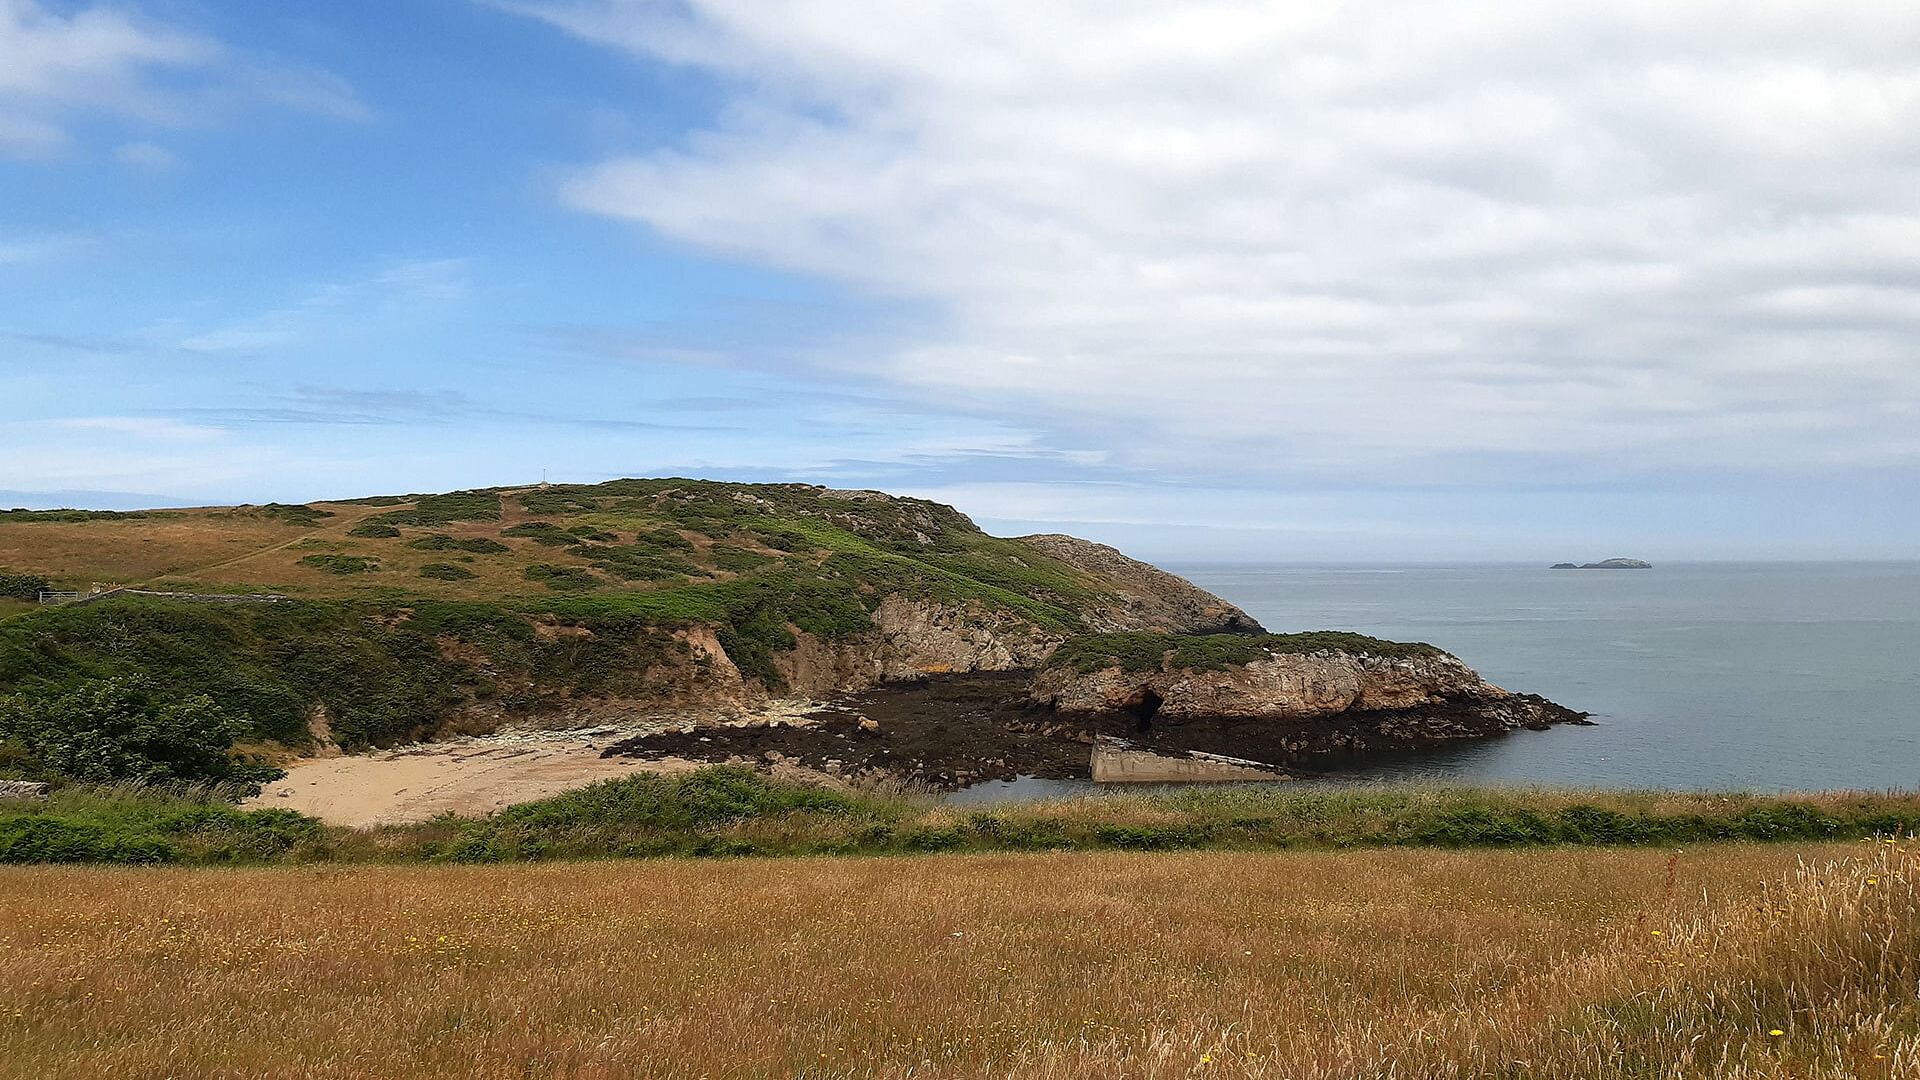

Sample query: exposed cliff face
[1014,534,1262,634]
[1031,650,1496,720]
[1026,642,1586,761]
[774,596,1065,697]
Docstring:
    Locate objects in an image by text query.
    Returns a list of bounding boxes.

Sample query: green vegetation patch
[501,522,579,547]
[407,534,509,554]
[11,772,1920,866]
[577,544,702,583]
[710,545,775,573]
[518,490,604,515]
[0,571,51,601]
[298,554,379,575]
[369,491,501,527]
[418,564,476,582]
[0,675,282,788]
[0,597,476,755]
[1047,631,1444,673]
[0,508,171,523]
[347,522,402,539]
[252,503,335,527]
[0,785,319,864]
[438,767,886,862]
[524,564,602,591]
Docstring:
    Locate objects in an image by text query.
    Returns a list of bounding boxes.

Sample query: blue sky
[3,1,1918,562]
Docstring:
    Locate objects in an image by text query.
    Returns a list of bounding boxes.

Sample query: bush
[524,564,601,591]
[254,503,334,527]
[408,534,508,554]
[711,546,775,573]
[347,522,401,538]
[0,786,322,864]
[0,571,51,601]
[419,564,476,581]
[0,676,282,787]
[369,492,501,527]
[299,554,378,575]
[502,522,578,547]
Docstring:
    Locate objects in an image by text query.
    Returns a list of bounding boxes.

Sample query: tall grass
[0,842,1912,1077]
[7,770,1920,866]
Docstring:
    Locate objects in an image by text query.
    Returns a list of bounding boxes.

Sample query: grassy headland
[0,480,1175,782]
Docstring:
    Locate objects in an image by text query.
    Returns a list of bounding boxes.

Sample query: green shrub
[581,544,702,582]
[1407,806,1559,847]
[568,525,620,542]
[518,490,603,515]
[711,546,775,573]
[299,554,378,575]
[254,503,334,527]
[0,817,173,863]
[347,522,402,539]
[0,786,321,864]
[0,571,51,601]
[502,522,578,547]
[900,827,966,852]
[370,492,501,527]
[496,767,866,829]
[408,534,508,554]
[0,676,282,787]
[419,564,476,581]
[524,564,601,591]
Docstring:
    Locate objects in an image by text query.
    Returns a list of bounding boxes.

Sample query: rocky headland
[4,478,1588,799]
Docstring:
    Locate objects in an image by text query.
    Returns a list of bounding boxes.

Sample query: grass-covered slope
[0,480,1097,611]
[1044,630,1444,674]
[0,480,1254,783]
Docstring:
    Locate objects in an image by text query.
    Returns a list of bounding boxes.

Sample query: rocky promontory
[1019,631,1588,766]
[609,630,1588,788]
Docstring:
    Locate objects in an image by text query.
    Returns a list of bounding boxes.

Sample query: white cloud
[519,0,1920,484]
[0,0,365,156]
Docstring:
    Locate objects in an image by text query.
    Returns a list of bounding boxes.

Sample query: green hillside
[0,479,1247,784]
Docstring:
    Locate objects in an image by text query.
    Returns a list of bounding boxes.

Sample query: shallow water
[953,562,1920,800]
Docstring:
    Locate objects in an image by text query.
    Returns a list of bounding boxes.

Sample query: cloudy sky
[3,1,1917,561]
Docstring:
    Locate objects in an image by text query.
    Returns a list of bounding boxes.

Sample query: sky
[2,0,1917,562]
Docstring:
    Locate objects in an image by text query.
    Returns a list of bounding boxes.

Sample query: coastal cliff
[1021,631,1587,763]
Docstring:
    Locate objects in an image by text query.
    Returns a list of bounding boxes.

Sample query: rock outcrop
[774,596,1065,696]
[1014,534,1262,634]
[1025,635,1586,766]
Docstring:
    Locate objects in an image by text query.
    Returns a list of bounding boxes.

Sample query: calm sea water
[955,562,1920,800]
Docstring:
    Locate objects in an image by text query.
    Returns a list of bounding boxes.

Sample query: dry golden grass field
[3,842,1915,1079]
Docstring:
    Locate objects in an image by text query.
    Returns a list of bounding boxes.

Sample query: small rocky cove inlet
[602,646,1589,793]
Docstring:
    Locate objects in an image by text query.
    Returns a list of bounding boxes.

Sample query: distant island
[1550,557,1652,569]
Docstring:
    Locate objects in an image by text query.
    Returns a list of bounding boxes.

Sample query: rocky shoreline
[602,658,1591,791]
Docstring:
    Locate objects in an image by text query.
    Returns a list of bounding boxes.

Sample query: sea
[954,562,1920,800]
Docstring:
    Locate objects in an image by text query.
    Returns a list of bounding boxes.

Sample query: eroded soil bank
[601,672,1586,789]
